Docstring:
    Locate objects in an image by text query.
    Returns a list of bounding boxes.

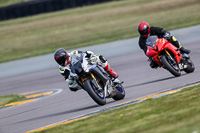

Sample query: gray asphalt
[0,25,199,133]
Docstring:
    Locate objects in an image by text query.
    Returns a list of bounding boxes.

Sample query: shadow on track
[16,104,99,124]
[124,76,175,89]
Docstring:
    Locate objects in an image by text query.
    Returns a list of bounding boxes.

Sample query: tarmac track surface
[0,25,199,133]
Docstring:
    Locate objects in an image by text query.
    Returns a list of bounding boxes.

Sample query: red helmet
[54,48,70,66]
[138,22,150,38]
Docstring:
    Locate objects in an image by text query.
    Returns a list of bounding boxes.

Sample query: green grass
[0,0,31,7]
[0,94,25,106]
[0,0,200,63]
[37,84,200,133]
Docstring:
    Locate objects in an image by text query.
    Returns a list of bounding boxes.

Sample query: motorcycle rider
[137,21,190,68]
[54,48,118,91]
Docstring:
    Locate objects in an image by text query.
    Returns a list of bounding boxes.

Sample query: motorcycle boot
[103,64,118,79]
[179,45,190,54]
[98,55,118,79]
[148,58,159,69]
[170,36,190,54]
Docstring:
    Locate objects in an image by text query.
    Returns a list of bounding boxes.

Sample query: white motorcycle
[69,54,125,106]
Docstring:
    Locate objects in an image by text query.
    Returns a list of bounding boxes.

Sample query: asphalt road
[0,25,199,133]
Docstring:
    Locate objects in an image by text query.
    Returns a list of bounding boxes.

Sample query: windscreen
[70,54,83,65]
[70,54,83,74]
[146,36,158,48]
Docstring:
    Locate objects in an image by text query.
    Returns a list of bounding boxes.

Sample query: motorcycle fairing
[146,37,182,65]
[89,66,109,84]
[146,36,158,57]
[163,41,182,63]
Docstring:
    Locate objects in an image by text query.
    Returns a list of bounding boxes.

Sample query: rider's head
[54,48,70,66]
[138,21,150,38]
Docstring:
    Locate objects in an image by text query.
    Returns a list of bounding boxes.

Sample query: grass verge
[37,84,200,133]
[0,0,31,7]
[0,94,25,106]
[0,0,200,63]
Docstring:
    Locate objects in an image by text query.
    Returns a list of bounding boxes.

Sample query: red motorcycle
[146,36,195,77]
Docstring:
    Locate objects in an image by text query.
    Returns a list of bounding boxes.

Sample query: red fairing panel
[164,42,182,63]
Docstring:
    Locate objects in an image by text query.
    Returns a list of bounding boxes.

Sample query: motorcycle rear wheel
[184,59,195,73]
[112,84,125,101]
[161,55,181,77]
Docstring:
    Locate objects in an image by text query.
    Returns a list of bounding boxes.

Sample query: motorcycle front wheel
[84,79,106,106]
[161,55,181,77]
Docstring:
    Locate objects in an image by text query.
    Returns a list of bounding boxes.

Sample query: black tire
[161,56,181,77]
[112,84,125,101]
[84,79,106,106]
[184,59,195,73]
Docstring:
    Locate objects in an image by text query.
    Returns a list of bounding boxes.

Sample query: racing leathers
[58,50,118,91]
[138,27,190,68]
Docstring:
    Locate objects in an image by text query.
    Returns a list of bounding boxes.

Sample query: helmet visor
[138,27,149,36]
[56,56,66,66]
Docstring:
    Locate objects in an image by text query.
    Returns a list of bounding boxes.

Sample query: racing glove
[163,31,171,40]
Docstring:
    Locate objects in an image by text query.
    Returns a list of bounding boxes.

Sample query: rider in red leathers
[54,48,118,91]
[138,21,190,68]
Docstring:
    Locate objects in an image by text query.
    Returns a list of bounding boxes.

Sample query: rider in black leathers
[138,21,190,68]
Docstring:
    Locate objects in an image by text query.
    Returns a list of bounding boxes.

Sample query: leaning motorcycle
[146,36,195,77]
[69,54,125,106]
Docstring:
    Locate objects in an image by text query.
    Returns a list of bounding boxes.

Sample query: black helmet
[54,48,70,66]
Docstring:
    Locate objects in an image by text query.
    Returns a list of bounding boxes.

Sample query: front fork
[91,73,115,98]
[164,49,176,64]
[164,49,183,70]
[81,73,96,84]
[82,72,116,98]
[90,73,103,91]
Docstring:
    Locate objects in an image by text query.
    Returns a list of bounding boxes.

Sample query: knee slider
[171,36,177,41]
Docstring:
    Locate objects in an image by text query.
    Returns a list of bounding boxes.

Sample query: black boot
[148,58,159,69]
[170,38,190,54]
[179,46,190,54]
